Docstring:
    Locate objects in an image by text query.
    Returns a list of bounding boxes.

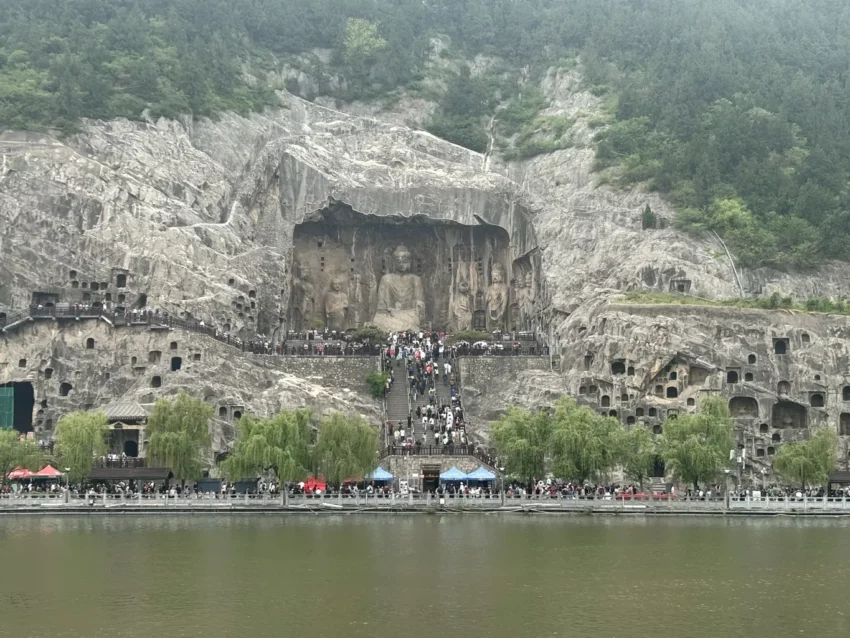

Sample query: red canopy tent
[6,466,33,480]
[33,465,63,478]
[303,476,327,493]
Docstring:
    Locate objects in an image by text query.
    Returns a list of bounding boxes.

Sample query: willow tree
[491,405,552,486]
[220,408,314,483]
[313,412,380,486]
[773,428,837,488]
[0,429,44,483]
[146,392,213,486]
[661,395,735,490]
[622,424,658,490]
[550,398,626,484]
[55,411,108,483]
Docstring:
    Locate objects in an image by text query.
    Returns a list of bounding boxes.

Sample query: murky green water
[1,515,848,637]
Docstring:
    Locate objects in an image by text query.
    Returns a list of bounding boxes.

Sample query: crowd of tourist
[382,330,471,452]
[16,296,549,361]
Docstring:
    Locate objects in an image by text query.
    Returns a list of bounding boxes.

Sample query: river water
[1,515,848,637]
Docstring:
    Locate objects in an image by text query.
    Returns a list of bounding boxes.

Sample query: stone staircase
[384,358,458,446]
[649,477,667,494]
[385,359,411,429]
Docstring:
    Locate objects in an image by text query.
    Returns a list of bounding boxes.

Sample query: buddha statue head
[392,245,412,274]
[491,263,506,285]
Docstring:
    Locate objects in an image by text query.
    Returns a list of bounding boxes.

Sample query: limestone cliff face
[502,67,850,308]
[556,299,850,474]
[3,78,850,471]
[0,320,380,450]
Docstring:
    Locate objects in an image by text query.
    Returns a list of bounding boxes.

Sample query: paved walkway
[0,306,381,356]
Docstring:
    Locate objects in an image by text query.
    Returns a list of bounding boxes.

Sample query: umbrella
[33,465,63,478]
[367,467,393,482]
[7,466,33,480]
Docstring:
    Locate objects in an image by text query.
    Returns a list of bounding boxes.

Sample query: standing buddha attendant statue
[486,263,509,329]
[324,276,350,331]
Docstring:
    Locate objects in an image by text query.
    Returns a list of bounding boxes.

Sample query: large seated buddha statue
[372,245,425,331]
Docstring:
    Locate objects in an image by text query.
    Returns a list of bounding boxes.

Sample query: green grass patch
[615,291,850,316]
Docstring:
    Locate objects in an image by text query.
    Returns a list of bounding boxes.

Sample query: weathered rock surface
[4,71,850,473]
[558,299,850,476]
[0,319,380,452]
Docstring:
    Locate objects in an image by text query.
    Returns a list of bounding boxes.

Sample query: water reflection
[0,515,848,637]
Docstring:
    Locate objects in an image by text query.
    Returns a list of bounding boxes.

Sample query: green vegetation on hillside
[2,0,849,267]
[616,291,850,316]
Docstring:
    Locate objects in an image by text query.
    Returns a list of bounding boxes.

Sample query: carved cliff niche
[840,413,850,436]
[729,396,759,418]
[689,366,711,385]
[289,205,539,333]
[771,401,807,429]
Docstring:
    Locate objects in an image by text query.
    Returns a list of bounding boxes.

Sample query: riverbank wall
[3,496,850,517]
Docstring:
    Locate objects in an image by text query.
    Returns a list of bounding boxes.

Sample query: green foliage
[492,398,630,484]
[220,408,314,482]
[499,99,574,160]
[425,66,502,152]
[55,411,108,483]
[352,325,384,343]
[622,425,657,490]
[549,399,626,483]
[660,396,735,489]
[449,330,491,343]
[497,88,549,137]
[641,204,657,230]
[0,1,281,130]
[491,406,552,484]
[343,19,387,63]
[146,392,213,484]
[616,291,850,316]
[365,372,388,400]
[313,412,380,485]
[772,428,837,488]
[426,115,489,153]
[0,430,44,482]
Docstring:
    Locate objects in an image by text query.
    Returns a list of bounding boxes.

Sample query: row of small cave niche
[68,270,127,290]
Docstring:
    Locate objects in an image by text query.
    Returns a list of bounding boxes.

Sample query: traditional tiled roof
[99,401,148,422]
[828,471,850,484]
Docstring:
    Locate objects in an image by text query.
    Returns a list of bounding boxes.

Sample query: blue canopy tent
[439,466,469,482]
[367,467,393,482]
[467,467,496,482]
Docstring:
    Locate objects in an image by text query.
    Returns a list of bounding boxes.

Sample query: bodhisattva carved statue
[452,279,473,331]
[510,276,523,327]
[324,276,349,331]
[372,245,425,331]
[525,271,535,306]
[486,263,509,329]
[294,263,315,330]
